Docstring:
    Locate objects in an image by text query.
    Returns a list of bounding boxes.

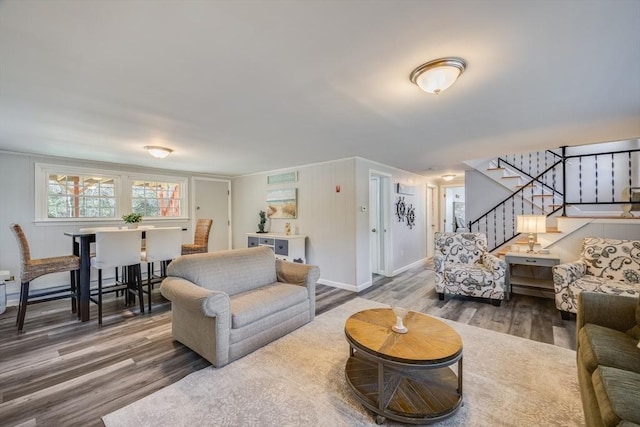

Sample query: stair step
[532,194,555,198]
[516,184,536,189]
[501,175,522,180]
[486,167,505,171]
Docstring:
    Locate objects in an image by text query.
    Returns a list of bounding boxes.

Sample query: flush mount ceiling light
[410,57,466,94]
[144,145,173,159]
[441,174,456,181]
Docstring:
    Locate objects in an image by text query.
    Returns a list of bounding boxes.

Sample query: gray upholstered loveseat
[160,246,320,367]
[576,292,640,426]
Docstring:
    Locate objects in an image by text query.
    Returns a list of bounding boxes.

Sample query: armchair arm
[433,253,446,290]
[553,261,587,288]
[552,261,587,312]
[276,260,320,320]
[482,252,507,291]
[577,292,638,333]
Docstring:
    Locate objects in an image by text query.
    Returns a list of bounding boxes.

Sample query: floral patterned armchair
[553,238,640,319]
[434,232,507,306]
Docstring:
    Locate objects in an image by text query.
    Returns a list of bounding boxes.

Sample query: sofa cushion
[569,277,639,307]
[230,283,308,329]
[581,238,640,283]
[592,366,640,426]
[578,324,640,375]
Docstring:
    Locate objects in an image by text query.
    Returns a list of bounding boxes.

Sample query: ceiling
[1,1,639,179]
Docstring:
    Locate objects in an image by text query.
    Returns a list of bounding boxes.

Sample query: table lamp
[516,215,547,253]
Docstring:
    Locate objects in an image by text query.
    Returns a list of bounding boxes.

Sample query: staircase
[464,142,640,252]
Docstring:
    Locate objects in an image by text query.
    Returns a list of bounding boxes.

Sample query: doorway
[193,178,231,251]
[369,171,391,277]
[426,185,437,258]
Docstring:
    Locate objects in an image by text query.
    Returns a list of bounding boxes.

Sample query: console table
[504,252,560,299]
[246,233,306,263]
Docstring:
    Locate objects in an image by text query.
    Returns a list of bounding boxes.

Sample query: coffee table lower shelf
[345,352,462,424]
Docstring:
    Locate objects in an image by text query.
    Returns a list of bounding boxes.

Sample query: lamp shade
[516,215,547,234]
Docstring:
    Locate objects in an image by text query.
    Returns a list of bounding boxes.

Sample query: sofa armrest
[160,277,231,318]
[577,291,638,333]
[160,277,232,367]
[276,260,320,320]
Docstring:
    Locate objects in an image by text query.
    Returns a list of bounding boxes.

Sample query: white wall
[465,169,512,222]
[546,219,640,263]
[0,151,226,300]
[231,157,430,292]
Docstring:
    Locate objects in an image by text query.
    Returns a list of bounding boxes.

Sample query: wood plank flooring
[0,263,576,426]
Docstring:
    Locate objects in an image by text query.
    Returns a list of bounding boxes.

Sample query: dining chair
[141,227,182,312]
[181,218,213,255]
[10,223,80,333]
[90,229,144,324]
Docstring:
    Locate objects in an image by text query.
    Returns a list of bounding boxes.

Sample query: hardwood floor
[0,263,576,426]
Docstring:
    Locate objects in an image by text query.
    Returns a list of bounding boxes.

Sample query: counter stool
[10,223,80,333]
[90,229,144,324]
[181,219,212,255]
[141,227,182,312]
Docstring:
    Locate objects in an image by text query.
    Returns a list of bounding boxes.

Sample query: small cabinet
[246,233,307,263]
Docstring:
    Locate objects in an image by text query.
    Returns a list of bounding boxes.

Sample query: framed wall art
[266,188,297,219]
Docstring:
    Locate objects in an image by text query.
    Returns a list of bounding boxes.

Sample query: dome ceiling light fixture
[410,57,467,95]
[441,174,456,181]
[144,145,173,159]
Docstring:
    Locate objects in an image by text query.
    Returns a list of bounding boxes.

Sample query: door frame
[191,177,232,250]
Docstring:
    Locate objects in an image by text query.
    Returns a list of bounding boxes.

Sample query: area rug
[102,298,584,426]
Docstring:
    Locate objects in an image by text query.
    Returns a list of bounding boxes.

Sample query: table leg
[78,236,91,322]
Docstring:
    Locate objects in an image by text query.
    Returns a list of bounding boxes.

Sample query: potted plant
[122,212,143,228]
[257,210,267,233]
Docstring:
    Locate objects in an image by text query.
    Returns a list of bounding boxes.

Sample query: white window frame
[35,163,189,223]
[126,172,188,220]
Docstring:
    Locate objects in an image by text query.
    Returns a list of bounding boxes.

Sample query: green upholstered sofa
[576,292,640,426]
[160,246,320,367]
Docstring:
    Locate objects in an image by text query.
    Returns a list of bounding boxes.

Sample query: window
[36,164,188,222]
[131,179,181,217]
[47,174,117,219]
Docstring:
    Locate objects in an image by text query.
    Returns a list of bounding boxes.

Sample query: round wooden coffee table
[344,308,463,425]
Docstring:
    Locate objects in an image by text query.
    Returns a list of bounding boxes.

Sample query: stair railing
[469,145,639,252]
[468,160,563,251]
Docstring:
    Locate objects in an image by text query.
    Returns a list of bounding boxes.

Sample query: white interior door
[370,177,382,274]
[426,186,436,258]
[369,172,390,276]
[193,178,231,251]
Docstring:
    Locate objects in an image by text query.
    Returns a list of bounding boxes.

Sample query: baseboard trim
[391,258,428,276]
[317,278,372,293]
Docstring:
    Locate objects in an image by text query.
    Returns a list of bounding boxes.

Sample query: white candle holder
[391,305,409,334]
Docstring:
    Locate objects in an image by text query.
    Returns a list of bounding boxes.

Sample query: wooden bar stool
[10,224,80,333]
[181,219,212,255]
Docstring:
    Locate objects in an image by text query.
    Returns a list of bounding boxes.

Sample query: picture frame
[396,183,415,195]
[266,188,297,219]
[267,171,297,185]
